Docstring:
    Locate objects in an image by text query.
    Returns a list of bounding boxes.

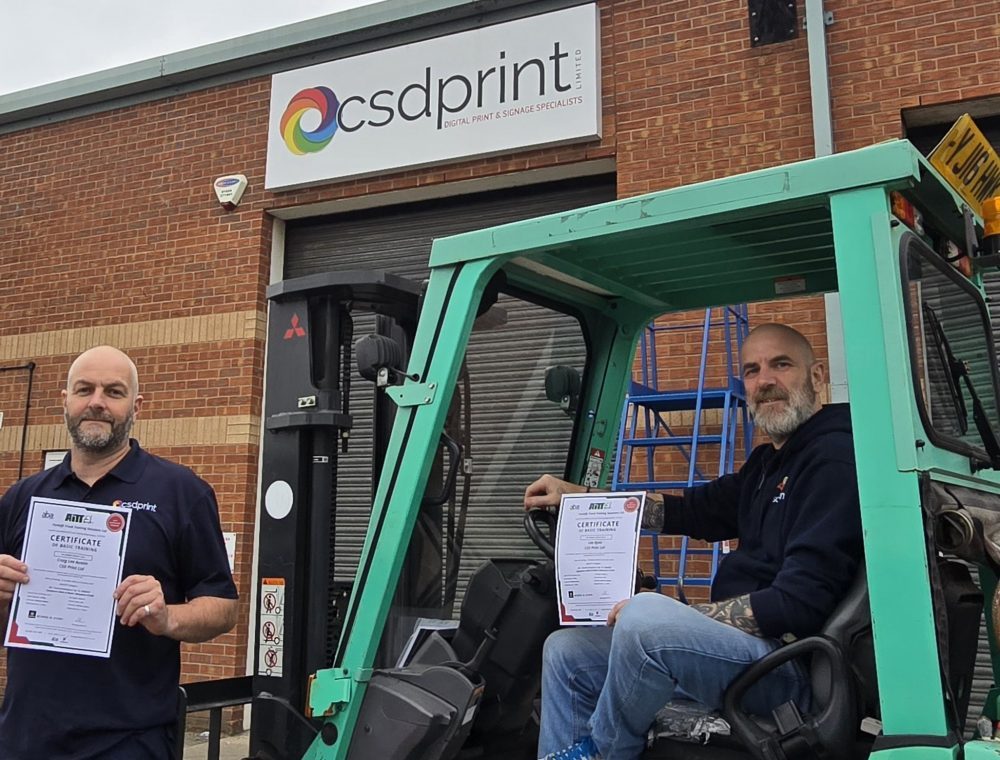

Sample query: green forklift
[283,125,1000,760]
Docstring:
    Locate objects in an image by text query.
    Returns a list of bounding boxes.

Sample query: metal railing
[175,675,253,760]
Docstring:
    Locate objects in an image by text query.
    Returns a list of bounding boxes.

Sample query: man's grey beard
[66,409,134,454]
[750,380,817,443]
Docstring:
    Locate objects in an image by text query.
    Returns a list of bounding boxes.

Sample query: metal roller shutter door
[970,260,1000,733]
[283,176,614,596]
[975,122,1000,735]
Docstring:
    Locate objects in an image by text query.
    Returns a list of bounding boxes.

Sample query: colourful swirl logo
[280,87,340,155]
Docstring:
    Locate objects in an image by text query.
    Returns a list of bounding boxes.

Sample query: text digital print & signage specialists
[265,4,601,190]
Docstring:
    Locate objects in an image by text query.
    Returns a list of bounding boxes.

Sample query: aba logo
[280,87,340,155]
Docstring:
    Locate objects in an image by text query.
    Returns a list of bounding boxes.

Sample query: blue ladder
[612,306,753,603]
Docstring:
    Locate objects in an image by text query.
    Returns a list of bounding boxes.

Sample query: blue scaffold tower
[612,306,753,602]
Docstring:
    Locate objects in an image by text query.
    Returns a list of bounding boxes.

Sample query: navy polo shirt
[0,440,238,760]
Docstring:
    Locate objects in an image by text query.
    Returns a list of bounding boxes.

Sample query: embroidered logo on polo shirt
[771,476,789,505]
[112,499,158,513]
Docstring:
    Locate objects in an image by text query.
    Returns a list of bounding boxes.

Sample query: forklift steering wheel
[524,509,557,559]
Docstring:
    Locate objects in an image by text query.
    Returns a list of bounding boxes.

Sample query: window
[43,451,68,470]
[376,288,588,667]
[901,232,1000,465]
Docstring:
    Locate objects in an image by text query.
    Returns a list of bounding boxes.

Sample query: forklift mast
[286,140,1000,760]
[251,271,424,757]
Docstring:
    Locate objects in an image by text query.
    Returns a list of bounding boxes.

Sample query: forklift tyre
[248,692,319,760]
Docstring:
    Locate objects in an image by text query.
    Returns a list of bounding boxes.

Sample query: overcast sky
[0,0,380,96]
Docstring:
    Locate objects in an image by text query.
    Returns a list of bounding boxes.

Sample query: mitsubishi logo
[283,314,306,340]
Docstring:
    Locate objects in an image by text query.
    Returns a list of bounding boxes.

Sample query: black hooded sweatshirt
[662,403,862,640]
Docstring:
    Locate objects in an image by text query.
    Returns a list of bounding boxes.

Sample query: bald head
[744,324,815,365]
[66,346,139,398]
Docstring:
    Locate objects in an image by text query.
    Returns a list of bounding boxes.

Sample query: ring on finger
[144,604,150,616]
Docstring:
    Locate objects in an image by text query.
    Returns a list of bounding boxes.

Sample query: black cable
[444,362,473,612]
[340,312,353,454]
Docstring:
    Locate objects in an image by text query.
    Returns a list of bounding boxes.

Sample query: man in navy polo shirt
[0,345,239,759]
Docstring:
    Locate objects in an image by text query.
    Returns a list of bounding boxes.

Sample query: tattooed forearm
[690,594,763,637]
[641,493,665,531]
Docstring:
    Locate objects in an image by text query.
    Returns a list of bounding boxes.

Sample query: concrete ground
[182,730,250,760]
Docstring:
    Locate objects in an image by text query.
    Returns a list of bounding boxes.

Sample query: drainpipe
[0,362,36,481]
[806,0,848,402]
[807,0,834,157]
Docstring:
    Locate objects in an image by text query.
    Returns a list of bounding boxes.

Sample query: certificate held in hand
[5,496,131,658]
[554,491,645,625]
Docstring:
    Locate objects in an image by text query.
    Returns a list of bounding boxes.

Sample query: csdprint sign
[334,44,580,133]
[265,4,601,190]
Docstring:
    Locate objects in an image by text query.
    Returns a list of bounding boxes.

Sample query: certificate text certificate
[5,497,131,657]
[555,491,645,625]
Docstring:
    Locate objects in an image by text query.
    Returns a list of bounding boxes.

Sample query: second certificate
[555,491,645,625]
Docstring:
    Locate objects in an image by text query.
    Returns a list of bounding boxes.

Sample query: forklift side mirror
[544,365,582,415]
[356,334,408,387]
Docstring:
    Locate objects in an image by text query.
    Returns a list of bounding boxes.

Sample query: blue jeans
[539,593,811,759]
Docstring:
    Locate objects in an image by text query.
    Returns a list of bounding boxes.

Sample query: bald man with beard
[525,324,863,760]
[0,346,238,760]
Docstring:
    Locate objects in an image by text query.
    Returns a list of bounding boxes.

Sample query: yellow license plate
[929,113,1000,217]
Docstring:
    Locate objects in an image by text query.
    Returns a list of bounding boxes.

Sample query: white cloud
[0,0,380,96]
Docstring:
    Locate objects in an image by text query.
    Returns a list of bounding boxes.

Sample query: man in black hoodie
[526,324,862,760]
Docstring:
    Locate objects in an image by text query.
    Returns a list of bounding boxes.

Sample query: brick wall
[0,0,997,699]
[606,0,997,598]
